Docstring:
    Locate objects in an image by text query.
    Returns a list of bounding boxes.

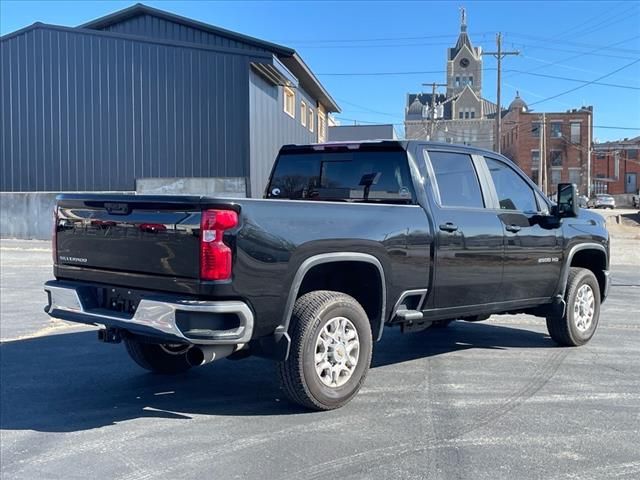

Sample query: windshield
[266,150,416,204]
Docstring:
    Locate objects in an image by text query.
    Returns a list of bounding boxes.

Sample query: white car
[588,194,616,209]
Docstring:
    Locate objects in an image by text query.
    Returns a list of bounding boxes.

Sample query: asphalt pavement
[1,236,639,480]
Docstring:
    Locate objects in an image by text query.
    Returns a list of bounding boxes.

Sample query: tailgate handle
[104,202,130,215]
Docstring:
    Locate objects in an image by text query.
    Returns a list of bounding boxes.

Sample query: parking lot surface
[1,214,639,479]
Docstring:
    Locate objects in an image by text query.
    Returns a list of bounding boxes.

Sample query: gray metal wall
[328,124,398,142]
[248,70,316,197]
[98,13,268,53]
[1,25,260,192]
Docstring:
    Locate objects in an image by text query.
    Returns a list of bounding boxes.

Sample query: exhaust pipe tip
[186,345,236,366]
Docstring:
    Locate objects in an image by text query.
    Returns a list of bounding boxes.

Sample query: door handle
[505,224,521,233]
[439,222,458,232]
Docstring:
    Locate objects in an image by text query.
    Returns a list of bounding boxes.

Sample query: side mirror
[556,183,579,218]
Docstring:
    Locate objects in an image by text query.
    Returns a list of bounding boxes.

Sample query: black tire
[546,267,601,346]
[124,337,193,374]
[277,291,373,411]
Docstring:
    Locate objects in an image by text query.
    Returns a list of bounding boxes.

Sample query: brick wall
[501,107,592,195]
[592,141,640,195]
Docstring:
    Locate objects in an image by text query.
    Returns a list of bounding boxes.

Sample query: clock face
[459,58,470,68]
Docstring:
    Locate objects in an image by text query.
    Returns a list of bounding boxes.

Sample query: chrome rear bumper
[44,281,254,345]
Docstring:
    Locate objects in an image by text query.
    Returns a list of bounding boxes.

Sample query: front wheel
[124,337,193,374]
[277,291,373,410]
[546,267,601,346]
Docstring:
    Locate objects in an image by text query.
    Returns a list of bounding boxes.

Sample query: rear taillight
[52,206,58,265]
[200,209,238,281]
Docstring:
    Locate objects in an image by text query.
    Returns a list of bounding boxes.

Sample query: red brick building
[592,137,640,195]
[500,93,593,196]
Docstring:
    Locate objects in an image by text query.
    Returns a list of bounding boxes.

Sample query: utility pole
[540,113,549,195]
[483,33,519,153]
[538,114,544,191]
[422,82,447,140]
[587,111,592,197]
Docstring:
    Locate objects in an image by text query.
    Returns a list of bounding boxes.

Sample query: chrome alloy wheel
[314,316,360,388]
[574,284,595,332]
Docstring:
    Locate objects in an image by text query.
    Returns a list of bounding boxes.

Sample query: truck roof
[280,139,504,159]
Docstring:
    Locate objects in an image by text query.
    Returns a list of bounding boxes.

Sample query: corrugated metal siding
[100,14,268,53]
[1,27,255,192]
[248,70,316,197]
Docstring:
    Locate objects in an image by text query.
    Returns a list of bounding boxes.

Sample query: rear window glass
[427,151,484,208]
[266,150,416,203]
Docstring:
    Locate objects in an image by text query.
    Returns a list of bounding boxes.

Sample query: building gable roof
[78,3,340,112]
[79,3,294,55]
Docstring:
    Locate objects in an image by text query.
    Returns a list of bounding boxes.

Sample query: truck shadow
[0,322,554,432]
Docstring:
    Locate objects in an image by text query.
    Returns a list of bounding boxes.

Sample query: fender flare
[275,252,387,344]
[556,242,607,297]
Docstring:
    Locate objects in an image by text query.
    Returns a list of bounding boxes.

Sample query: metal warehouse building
[0,3,340,199]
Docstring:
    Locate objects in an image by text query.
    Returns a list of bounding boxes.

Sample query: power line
[564,3,640,40]
[295,40,495,50]
[317,67,640,90]
[541,1,629,40]
[528,58,640,107]
[317,68,497,76]
[505,32,640,55]
[335,98,404,119]
[334,115,640,132]
[503,35,640,82]
[273,31,494,44]
[504,41,639,60]
[507,70,640,90]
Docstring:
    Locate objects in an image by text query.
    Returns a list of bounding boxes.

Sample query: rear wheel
[124,337,193,374]
[546,267,600,346]
[277,291,373,410]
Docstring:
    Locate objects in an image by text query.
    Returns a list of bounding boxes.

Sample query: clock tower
[404,7,497,150]
[447,8,482,97]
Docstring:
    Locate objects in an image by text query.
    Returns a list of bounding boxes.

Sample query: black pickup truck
[45,141,610,410]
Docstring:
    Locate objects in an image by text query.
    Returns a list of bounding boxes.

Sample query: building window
[531,122,541,137]
[551,122,562,138]
[455,76,460,87]
[459,111,464,119]
[551,168,562,185]
[531,150,540,168]
[464,111,470,119]
[470,110,475,119]
[531,168,539,185]
[308,108,314,132]
[318,111,327,142]
[550,150,563,167]
[300,101,307,127]
[628,149,638,159]
[570,122,581,143]
[468,76,473,86]
[568,168,581,186]
[284,86,295,118]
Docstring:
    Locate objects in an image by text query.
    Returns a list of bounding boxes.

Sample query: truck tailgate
[55,195,201,279]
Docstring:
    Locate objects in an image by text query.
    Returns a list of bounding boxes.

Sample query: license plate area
[97,287,142,315]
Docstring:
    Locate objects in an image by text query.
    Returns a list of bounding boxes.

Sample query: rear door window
[427,151,485,208]
[267,150,415,203]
